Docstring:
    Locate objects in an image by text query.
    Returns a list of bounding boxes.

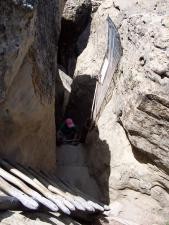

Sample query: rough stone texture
[0,211,135,225]
[91,0,103,12]
[74,0,169,224]
[74,14,108,77]
[58,0,92,76]
[62,0,92,28]
[56,144,101,200]
[0,211,81,225]
[0,0,63,171]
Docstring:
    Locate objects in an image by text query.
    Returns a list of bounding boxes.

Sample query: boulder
[0,0,63,171]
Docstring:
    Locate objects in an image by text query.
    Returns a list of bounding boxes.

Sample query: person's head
[65,118,75,128]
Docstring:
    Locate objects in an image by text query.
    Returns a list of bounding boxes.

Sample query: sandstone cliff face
[0,0,63,171]
[74,0,169,224]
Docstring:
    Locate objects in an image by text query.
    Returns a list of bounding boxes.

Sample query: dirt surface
[0,211,81,225]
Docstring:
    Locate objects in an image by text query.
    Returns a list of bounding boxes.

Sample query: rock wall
[0,0,63,171]
[58,0,92,76]
[1,0,169,224]
[74,0,169,224]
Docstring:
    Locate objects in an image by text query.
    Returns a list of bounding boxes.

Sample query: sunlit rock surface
[0,0,63,171]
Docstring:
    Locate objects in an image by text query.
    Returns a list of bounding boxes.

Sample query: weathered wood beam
[0,160,70,215]
[42,172,98,212]
[41,172,95,212]
[0,165,58,212]
[27,167,76,212]
[0,176,39,210]
[41,172,92,210]
[0,159,107,216]
[56,177,105,212]
[38,171,86,211]
[26,168,99,213]
[16,164,88,213]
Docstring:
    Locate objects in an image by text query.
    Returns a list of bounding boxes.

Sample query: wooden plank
[39,171,86,211]
[20,166,96,213]
[58,178,105,212]
[27,167,76,212]
[0,165,58,212]
[0,176,38,210]
[44,172,95,211]
[0,160,71,215]
[91,17,122,122]
[17,164,86,212]
[45,173,101,212]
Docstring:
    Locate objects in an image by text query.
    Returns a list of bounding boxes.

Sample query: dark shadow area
[58,16,92,76]
[0,196,23,211]
[0,211,14,222]
[92,216,110,225]
[21,212,58,225]
[61,74,111,204]
[84,126,111,204]
[55,70,68,131]
[22,211,101,225]
[56,15,92,131]
[64,75,96,142]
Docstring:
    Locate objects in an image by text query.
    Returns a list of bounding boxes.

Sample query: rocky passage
[0,0,169,225]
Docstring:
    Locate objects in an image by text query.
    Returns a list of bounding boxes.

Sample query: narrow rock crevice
[58,0,92,76]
